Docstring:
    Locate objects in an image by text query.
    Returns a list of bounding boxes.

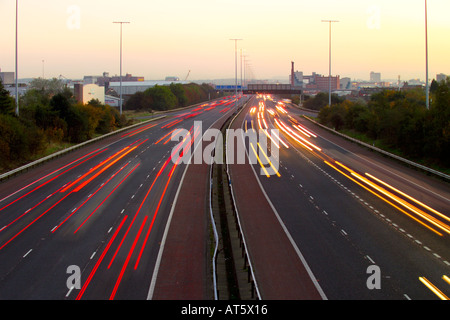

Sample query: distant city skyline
[1,0,449,82]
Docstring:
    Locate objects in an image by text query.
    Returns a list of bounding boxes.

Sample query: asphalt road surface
[229,94,450,300]
[0,96,243,300]
[1,93,448,300]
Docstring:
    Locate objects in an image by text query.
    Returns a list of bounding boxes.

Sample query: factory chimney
[291,61,295,86]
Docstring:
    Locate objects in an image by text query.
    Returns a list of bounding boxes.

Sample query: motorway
[0,92,448,300]
[0,96,243,299]
[228,94,450,300]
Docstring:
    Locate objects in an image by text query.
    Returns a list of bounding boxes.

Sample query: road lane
[227,95,326,300]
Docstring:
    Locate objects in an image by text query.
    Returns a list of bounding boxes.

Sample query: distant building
[104,95,122,107]
[401,82,423,91]
[370,72,381,83]
[290,71,303,87]
[437,73,447,82]
[0,71,14,85]
[110,73,144,83]
[74,83,105,104]
[340,77,351,90]
[109,80,189,96]
[165,76,180,81]
[303,72,318,87]
[83,72,144,88]
[305,74,340,91]
[290,62,304,87]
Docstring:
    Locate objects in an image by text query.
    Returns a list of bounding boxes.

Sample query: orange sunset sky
[1,0,449,82]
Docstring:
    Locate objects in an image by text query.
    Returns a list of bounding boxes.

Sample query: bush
[125,83,220,111]
[0,114,45,169]
[317,84,450,168]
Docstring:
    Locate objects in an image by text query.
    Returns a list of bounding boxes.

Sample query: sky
[1,0,450,82]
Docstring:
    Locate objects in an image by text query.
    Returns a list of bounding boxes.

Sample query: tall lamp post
[425,0,430,109]
[322,20,339,107]
[113,21,130,115]
[15,0,19,116]
[240,48,243,96]
[230,39,242,111]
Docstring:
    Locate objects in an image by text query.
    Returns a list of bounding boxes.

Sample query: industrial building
[83,72,145,88]
[0,70,15,85]
[108,80,189,96]
[370,72,382,83]
[74,83,105,104]
[290,63,340,92]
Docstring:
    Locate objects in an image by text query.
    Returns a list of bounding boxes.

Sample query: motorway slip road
[227,98,326,300]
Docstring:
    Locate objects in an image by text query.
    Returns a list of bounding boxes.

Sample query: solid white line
[238,120,328,300]
[147,106,232,300]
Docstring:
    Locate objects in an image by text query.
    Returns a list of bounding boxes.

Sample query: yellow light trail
[271,129,289,149]
[276,109,448,236]
[334,161,450,235]
[365,172,450,224]
[257,142,281,177]
[274,118,316,152]
[419,277,449,300]
[324,160,443,236]
[293,124,311,138]
[155,129,176,145]
[295,124,317,138]
[128,123,157,136]
[73,146,138,192]
[61,146,131,193]
[250,142,270,178]
[262,129,280,149]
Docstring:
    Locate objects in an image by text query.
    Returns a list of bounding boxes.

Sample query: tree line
[0,78,127,172]
[125,82,222,111]
[315,78,450,169]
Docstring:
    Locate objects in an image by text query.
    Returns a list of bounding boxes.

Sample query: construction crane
[59,74,70,88]
[184,70,191,81]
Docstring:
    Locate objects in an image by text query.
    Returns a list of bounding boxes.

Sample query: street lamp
[113,21,130,115]
[230,39,242,111]
[15,0,19,116]
[240,48,243,96]
[425,0,430,109]
[322,20,339,107]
